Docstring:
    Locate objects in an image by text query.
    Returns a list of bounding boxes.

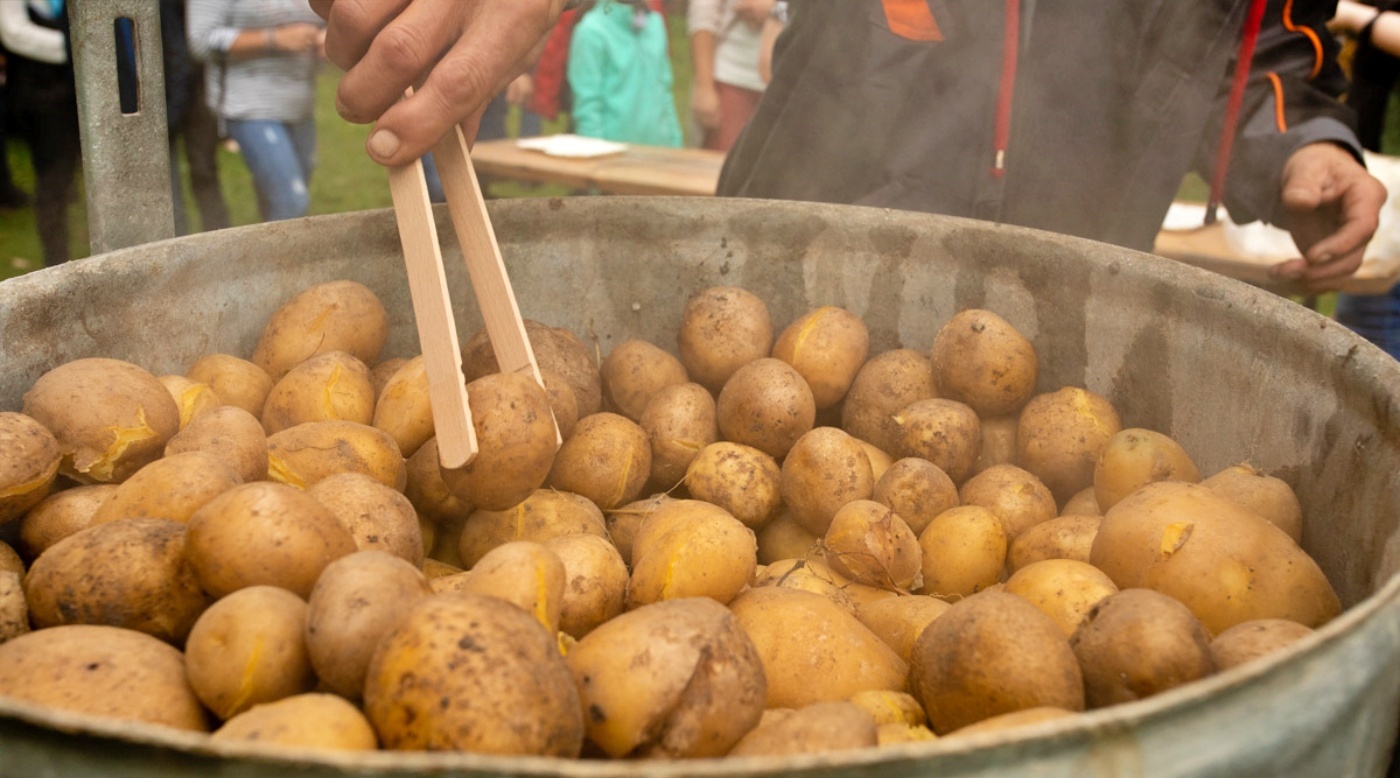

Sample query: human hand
[505,73,534,106]
[1270,142,1387,292]
[1330,0,1378,35]
[691,81,721,130]
[271,23,324,54]
[309,0,565,165]
[733,0,775,29]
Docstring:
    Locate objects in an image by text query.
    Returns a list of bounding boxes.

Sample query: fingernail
[368,129,401,159]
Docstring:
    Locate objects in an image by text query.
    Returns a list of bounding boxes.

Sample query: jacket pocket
[877,0,944,42]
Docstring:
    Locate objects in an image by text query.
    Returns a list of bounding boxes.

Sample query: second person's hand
[309,0,566,165]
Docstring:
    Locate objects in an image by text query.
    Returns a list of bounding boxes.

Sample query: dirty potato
[547,412,651,510]
[185,353,274,418]
[601,339,689,421]
[0,411,61,525]
[251,280,388,380]
[684,441,783,529]
[676,286,774,393]
[164,405,269,484]
[841,349,939,457]
[307,472,425,565]
[640,381,718,489]
[716,357,816,460]
[441,372,560,511]
[893,398,981,485]
[929,309,1038,418]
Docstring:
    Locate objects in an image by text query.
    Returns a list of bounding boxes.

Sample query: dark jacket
[717,0,1361,252]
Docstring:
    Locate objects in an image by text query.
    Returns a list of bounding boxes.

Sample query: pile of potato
[0,278,1342,760]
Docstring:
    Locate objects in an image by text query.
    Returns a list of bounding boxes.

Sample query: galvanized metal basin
[0,196,1397,777]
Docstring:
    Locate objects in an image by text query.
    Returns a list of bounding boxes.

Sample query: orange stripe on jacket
[1281,0,1323,79]
[1266,72,1288,132]
[881,0,944,41]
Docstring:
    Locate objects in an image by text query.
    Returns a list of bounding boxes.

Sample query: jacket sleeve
[0,1,67,64]
[185,0,240,63]
[567,23,607,140]
[1201,0,1362,226]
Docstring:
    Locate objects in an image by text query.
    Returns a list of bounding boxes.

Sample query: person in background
[567,0,682,147]
[0,50,28,210]
[687,0,773,152]
[526,7,583,135]
[163,0,229,234]
[187,0,324,223]
[0,0,78,266]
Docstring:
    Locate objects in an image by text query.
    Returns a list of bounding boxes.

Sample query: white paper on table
[515,135,629,159]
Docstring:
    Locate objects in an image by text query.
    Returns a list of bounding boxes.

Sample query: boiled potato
[639,381,718,489]
[307,472,424,565]
[1061,487,1102,517]
[463,320,601,417]
[267,420,407,492]
[841,348,938,457]
[17,483,116,559]
[403,437,473,526]
[1093,428,1201,512]
[1007,514,1102,571]
[860,441,894,482]
[1069,588,1215,707]
[24,517,210,644]
[370,357,410,397]
[601,339,689,421]
[441,372,559,511]
[893,398,981,484]
[158,374,222,429]
[917,505,1008,599]
[543,533,629,638]
[1209,619,1315,671]
[567,597,765,758]
[251,279,388,380]
[0,411,61,524]
[729,587,908,709]
[685,441,782,529]
[546,412,650,510]
[716,357,816,459]
[538,368,581,441]
[872,457,959,536]
[0,571,27,643]
[755,508,821,565]
[772,305,870,410]
[185,353,274,418]
[629,499,756,607]
[823,499,922,591]
[781,426,875,535]
[930,309,1037,418]
[1003,559,1119,637]
[450,541,566,633]
[164,405,269,484]
[676,286,773,393]
[22,357,181,483]
[910,591,1085,734]
[752,557,858,612]
[364,593,584,756]
[186,481,358,599]
[458,487,606,569]
[1201,463,1304,543]
[604,493,673,564]
[1017,387,1122,505]
[728,701,877,758]
[212,693,378,750]
[854,595,952,663]
[848,689,928,727]
[260,351,376,435]
[0,624,207,731]
[305,550,434,699]
[371,355,434,459]
[185,585,316,720]
[958,463,1057,539]
[1089,481,1340,634]
[90,450,242,526]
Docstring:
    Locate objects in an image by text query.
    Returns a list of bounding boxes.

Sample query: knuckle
[429,56,496,119]
[375,22,435,77]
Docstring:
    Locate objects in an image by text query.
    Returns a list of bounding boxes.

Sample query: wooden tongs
[386,114,559,469]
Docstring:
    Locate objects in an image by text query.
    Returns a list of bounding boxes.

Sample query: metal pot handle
[70,0,176,254]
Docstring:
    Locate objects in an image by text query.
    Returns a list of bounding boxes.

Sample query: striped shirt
[186,0,323,123]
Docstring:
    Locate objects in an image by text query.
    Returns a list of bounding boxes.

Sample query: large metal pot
[1,197,1397,777]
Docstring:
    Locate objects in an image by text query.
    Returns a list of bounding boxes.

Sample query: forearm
[690,30,717,88]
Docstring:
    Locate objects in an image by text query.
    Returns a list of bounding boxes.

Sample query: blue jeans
[1336,288,1400,360]
[225,118,316,222]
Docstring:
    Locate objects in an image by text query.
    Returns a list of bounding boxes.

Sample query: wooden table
[470,138,724,197]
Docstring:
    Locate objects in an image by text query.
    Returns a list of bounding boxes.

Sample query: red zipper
[1206,0,1269,224]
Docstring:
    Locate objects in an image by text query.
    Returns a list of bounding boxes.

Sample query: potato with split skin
[684,441,782,530]
[568,597,766,758]
[855,595,952,664]
[629,499,756,608]
[1017,387,1123,505]
[861,440,894,482]
[364,593,584,756]
[24,517,210,644]
[0,624,208,731]
[1093,428,1201,512]
[463,319,602,418]
[1201,463,1304,543]
[873,457,959,536]
[17,484,116,559]
[1008,514,1102,572]
[959,463,1058,540]
[716,357,816,460]
[601,339,690,421]
[91,450,242,526]
[1069,588,1215,708]
[22,357,181,484]
[1209,619,1315,671]
[640,381,718,490]
[307,472,425,565]
[441,372,560,511]
[0,411,61,525]
[849,689,928,728]
[450,541,567,633]
[545,412,652,511]
[164,405,269,484]
[185,585,316,720]
[372,355,434,459]
[1004,559,1119,638]
[782,426,875,536]
[158,375,222,430]
[251,279,389,381]
[841,348,939,457]
[186,481,358,599]
[676,286,774,393]
[267,420,407,492]
[458,487,607,568]
[260,351,376,435]
[772,305,870,410]
[729,587,909,709]
[751,557,858,612]
[543,533,629,638]
[893,398,981,485]
[212,693,378,750]
[538,368,580,440]
[917,505,1008,600]
[305,550,434,700]
[823,499,922,592]
[930,309,1038,418]
[185,353,274,418]
[728,701,877,758]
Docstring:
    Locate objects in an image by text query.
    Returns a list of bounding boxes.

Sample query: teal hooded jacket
[567,1,683,147]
